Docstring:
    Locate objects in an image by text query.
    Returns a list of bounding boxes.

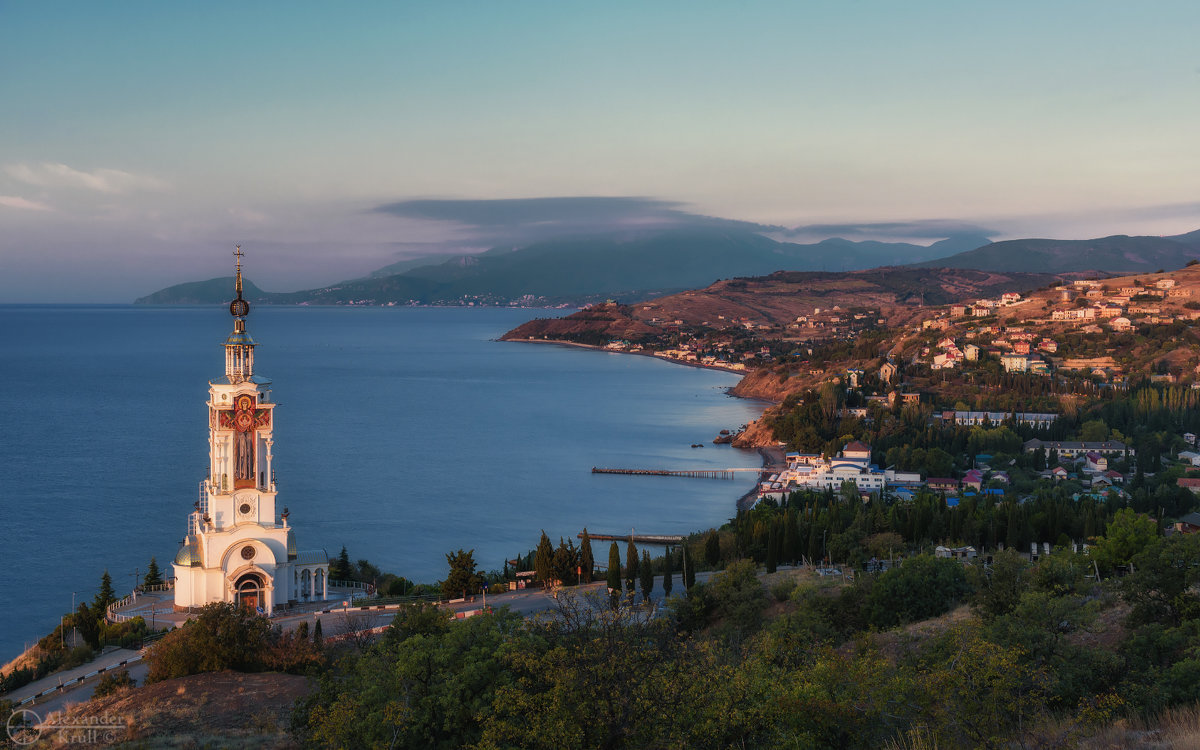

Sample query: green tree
[867,554,971,628]
[579,528,594,584]
[639,550,654,603]
[92,570,115,618]
[765,524,778,573]
[479,593,731,750]
[684,545,696,590]
[625,539,639,594]
[534,531,554,585]
[1093,508,1158,573]
[74,603,101,650]
[442,548,482,599]
[707,559,767,644]
[1080,419,1109,442]
[145,603,273,682]
[313,619,323,648]
[662,547,674,598]
[551,538,579,586]
[704,531,721,567]
[143,557,163,587]
[299,609,523,750]
[331,546,352,580]
[606,542,621,594]
[969,549,1028,620]
[1122,534,1200,626]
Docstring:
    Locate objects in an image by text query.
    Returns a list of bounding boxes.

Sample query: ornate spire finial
[229,245,250,321]
[234,245,244,298]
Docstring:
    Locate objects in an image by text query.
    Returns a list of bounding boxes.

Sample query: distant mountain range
[136,225,1200,306]
[914,231,1200,273]
[135,276,270,305]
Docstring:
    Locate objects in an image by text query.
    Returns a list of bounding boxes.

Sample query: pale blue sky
[2,1,1199,301]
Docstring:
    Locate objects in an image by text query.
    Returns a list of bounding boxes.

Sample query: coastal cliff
[499,303,657,343]
[731,415,778,448]
[727,368,797,402]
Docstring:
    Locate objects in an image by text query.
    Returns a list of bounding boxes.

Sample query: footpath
[5,647,142,709]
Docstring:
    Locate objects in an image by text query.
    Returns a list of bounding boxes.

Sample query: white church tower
[173,247,329,614]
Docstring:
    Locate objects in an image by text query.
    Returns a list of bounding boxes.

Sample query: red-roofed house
[1174,511,1200,533]
[963,470,984,491]
[926,478,959,493]
[842,441,872,460]
[1178,478,1200,495]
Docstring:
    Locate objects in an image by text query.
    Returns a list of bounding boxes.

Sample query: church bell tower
[172,247,329,614]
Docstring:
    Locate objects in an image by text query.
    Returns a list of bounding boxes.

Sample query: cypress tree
[704,531,720,567]
[143,557,163,587]
[783,511,799,565]
[639,550,653,603]
[93,570,115,617]
[579,528,594,584]
[332,546,352,580]
[606,542,621,595]
[765,524,778,573]
[313,619,323,648]
[662,546,674,598]
[75,603,101,649]
[625,539,639,593]
[683,545,696,589]
[534,531,554,586]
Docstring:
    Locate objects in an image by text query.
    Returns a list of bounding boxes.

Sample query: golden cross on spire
[234,245,244,297]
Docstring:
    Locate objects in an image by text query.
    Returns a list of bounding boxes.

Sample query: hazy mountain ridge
[913,232,1200,273]
[134,277,270,305]
[136,228,987,305]
[136,226,1200,306]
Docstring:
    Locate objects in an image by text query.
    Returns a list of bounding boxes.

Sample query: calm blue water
[0,305,765,658]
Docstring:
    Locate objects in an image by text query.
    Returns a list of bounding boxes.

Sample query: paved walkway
[6,647,142,708]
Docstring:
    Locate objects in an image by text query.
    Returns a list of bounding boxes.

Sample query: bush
[93,669,135,698]
[866,555,972,628]
[145,603,273,683]
[769,578,798,603]
[707,559,768,643]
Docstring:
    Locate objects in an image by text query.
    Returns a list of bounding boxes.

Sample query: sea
[0,305,767,659]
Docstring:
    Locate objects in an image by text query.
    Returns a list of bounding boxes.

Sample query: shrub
[707,559,768,643]
[93,669,135,698]
[769,578,798,603]
[866,554,971,628]
[145,603,273,683]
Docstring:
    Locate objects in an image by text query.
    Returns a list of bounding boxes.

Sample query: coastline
[502,337,785,513]
[499,337,766,380]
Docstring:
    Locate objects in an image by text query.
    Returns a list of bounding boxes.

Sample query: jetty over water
[591,467,764,480]
[581,532,685,545]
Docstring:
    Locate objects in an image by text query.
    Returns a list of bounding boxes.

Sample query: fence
[106,581,175,624]
[14,654,144,707]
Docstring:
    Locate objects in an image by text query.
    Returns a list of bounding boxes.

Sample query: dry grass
[1078,705,1200,750]
[42,671,309,748]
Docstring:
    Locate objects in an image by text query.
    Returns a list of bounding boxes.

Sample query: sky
[2,1,1199,302]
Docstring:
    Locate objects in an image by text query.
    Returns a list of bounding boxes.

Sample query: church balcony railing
[328,579,371,592]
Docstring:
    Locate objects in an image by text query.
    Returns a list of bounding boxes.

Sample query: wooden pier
[580,533,685,545]
[591,467,763,480]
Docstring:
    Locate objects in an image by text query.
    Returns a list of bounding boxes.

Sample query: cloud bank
[5,162,166,194]
[371,196,777,247]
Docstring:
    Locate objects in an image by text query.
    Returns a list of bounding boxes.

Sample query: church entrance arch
[235,572,265,611]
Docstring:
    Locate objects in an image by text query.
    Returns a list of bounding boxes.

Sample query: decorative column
[264,438,274,491]
[310,569,315,600]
